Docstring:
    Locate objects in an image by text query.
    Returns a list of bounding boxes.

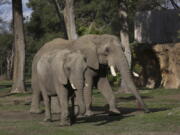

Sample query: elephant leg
[70,94,76,123]
[30,84,42,114]
[97,77,121,114]
[119,79,131,93]
[56,86,71,126]
[42,93,51,122]
[84,69,94,116]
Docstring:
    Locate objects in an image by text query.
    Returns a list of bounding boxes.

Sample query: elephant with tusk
[32,48,87,126]
[30,34,149,116]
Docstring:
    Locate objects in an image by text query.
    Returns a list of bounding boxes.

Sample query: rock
[153,42,180,89]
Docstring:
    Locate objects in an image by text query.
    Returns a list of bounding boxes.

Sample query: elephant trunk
[75,88,86,115]
[114,48,149,112]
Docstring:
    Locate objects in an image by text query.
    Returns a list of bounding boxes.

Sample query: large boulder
[153,43,180,89]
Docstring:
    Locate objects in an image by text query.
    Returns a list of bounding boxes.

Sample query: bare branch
[170,0,179,9]
[52,0,64,18]
[0,0,11,5]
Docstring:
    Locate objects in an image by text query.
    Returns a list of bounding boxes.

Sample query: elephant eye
[67,67,71,71]
[105,47,110,53]
[103,47,110,56]
[105,47,111,54]
[84,57,87,62]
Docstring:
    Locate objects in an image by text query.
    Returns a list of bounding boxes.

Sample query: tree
[64,0,78,39]
[0,34,13,80]
[118,1,132,93]
[53,0,78,40]
[11,0,26,93]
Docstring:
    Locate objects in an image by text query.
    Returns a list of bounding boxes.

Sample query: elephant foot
[59,120,71,126]
[144,108,150,113]
[115,88,131,94]
[84,110,94,116]
[136,101,150,113]
[30,108,44,114]
[109,108,121,116]
[43,118,52,122]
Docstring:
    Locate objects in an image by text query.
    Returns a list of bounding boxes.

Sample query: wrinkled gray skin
[30,34,149,116]
[33,49,87,126]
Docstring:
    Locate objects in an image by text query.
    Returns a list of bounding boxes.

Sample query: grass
[0,81,180,135]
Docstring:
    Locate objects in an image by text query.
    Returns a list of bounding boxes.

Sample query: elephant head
[52,50,87,114]
[64,50,87,91]
[73,34,148,112]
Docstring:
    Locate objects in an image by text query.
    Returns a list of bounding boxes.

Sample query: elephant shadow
[42,105,169,126]
[76,106,134,126]
[119,107,169,115]
[116,95,152,102]
[77,111,125,126]
[76,105,169,126]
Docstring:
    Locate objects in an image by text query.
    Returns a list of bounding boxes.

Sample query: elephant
[32,48,87,126]
[30,34,149,116]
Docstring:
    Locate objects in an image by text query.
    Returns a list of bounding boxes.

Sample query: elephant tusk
[85,83,88,87]
[133,72,139,77]
[71,83,76,89]
[110,65,117,77]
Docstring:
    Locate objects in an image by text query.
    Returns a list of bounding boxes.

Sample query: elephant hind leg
[39,83,52,121]
[30,89,43,114]
[30,76,43,114]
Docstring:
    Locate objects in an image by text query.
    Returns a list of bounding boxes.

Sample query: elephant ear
[82,42,99,70]
[52,50,69,85]
[73,36,99,70]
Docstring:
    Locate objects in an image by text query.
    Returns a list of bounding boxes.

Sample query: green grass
[0,81,180,135]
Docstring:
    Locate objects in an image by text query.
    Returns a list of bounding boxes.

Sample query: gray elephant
[30,34,149,116]
[33,48,87,126]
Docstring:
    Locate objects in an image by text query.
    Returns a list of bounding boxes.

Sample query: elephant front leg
[56,86,71,126]
[83,72,94,116]
[97,77,121,115]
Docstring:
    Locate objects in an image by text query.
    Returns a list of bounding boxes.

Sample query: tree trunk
[11,0,25,93]
[63,0,78,40]
[52,0,67,38]
[6,49,14,80]
[119,2,131,93]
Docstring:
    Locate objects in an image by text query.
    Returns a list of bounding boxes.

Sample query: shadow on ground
[116,95,152,102]
[76,105,169,126]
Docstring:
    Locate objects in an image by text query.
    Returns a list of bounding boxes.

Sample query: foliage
[75,0,119,35]
[0,0,168,80]
[0,33,13,76]
[23,0,67,77]
[26,0,66,40]
[107,73,121,88]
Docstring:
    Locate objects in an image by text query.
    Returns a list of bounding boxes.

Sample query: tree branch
[170,0,179,9]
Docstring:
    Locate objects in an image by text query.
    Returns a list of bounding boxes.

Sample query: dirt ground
[1,88,180,135]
